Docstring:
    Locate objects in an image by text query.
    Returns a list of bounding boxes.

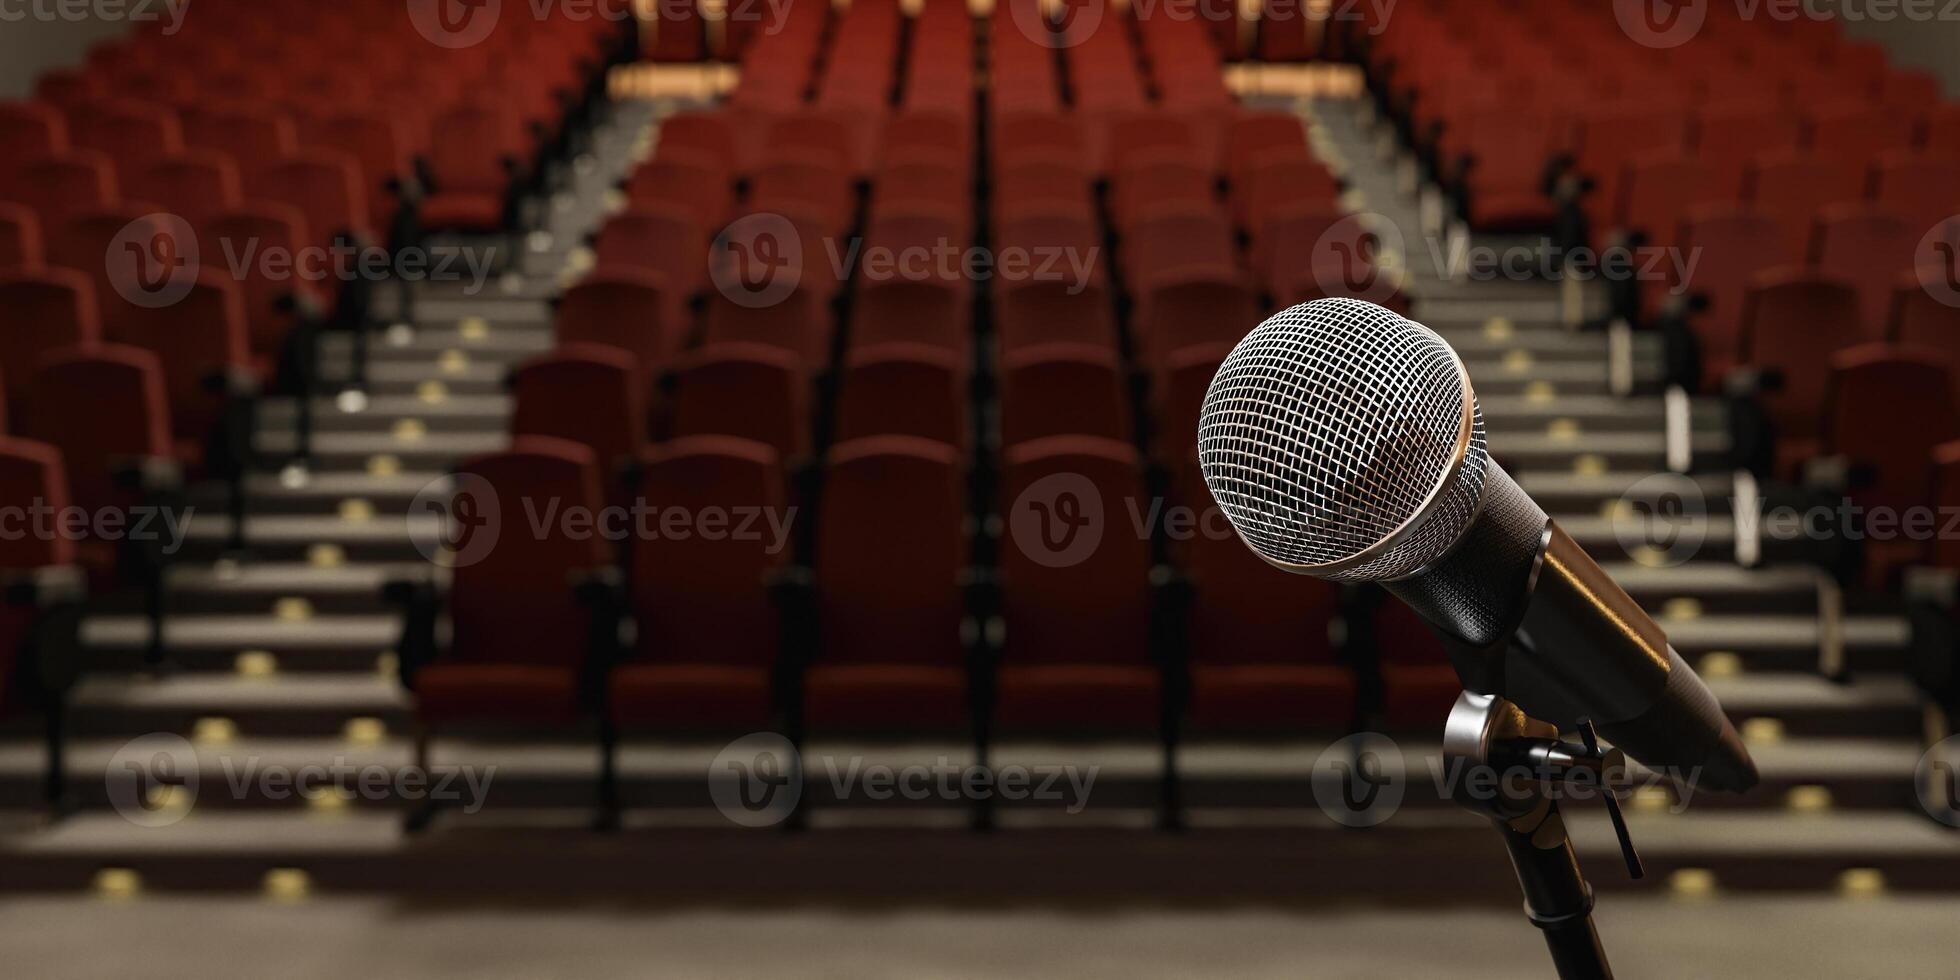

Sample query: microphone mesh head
[1197,298,1489,582]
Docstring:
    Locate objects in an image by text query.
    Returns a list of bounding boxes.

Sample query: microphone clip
[1442,692,1645,881]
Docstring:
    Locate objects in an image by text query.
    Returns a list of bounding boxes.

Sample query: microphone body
[1197,298,1757,794]
[1387,463,1756,793]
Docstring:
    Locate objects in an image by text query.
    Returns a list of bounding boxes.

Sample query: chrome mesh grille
[1196,298,1489,582]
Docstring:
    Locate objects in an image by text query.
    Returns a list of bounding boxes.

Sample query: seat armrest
[381,575,444,688]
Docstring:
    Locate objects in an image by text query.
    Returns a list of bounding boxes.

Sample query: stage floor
[5,895,1954,978]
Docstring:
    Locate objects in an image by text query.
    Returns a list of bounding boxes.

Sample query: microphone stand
[1442,692,1645,980]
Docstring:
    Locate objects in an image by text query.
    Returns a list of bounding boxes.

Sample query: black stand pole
[1444,692,1630,980]
[1492,806,1611,979]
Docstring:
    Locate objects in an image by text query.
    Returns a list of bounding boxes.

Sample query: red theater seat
[1869,153,1960,229]
[608,437,788,733]
[1155,343,1229,464]
[993,436,1161,733]
[998,343,1132,448]
[23,345,172,520]
[510,344,648,487]
[1824,345,1958,585]
[803,436,971,732]
[0,270,99,418]
[66,98,183,169]
[1738,271,1868,473]
[12,152,118,235]
[182,103,296,179]
[205,206,317,361]
[0,204,40,271]
[849,278,968,354]
[407,439,612,728]
[126,153,243,230]
[1746,152,1866,251]
[662,343,809,461]
[1176,459,1352,734]
[1134,272,1261,367]
[702,285,831,369]
[1694,100,1802,198]
[995,278,1119,354]
[622,153,732,234]
[420,103,529,232]
[1677,206,1798,387]
[554,270,683,376]
[832,343,968,449]
[1810,206,1920,336]
[590,204,708,302]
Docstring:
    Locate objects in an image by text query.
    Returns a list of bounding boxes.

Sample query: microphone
[1197,298,1758,793]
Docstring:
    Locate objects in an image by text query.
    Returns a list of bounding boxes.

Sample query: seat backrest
[653,112,737,172]
[1135,271,1260,363]
[127,152,243,230]
[67,98,183,167]
[510,343,647,487]
[0,269,99,402]
[816,436,967,664]
[628,437,787,659]
[0,437,74,570]
[15,151,117,233]
[1823,344,1957,513]
[112,269,250,442]
[182,103,297,177]
[1806,99,1918,169]
[206,206,312,356]
[664,342,809,460]
[1739,270,1868,438]
[249,153,373,248]
[1692,100,1802,198]
[998,435,1152,663]
[306,111,408,232]
[1810,205,1920,333]
[996,278,1118,353]
[999,342,1131,448]
[1870,152,1960,229]
[448,438,612,666]
[1226,111,1308,182]
[1746,151,1866,249]
[1678,205,1797,376]
[25,344,172,515]
[702,285,831,368]
[1892,271,1960,360]
[426,102,524,195]
[849,277,967,353]
[0,203,40,271]
[0,101,67,183]
[1122,206,1239,292]
[1156,342,1230,464]
[554,270,678,375]
[590,204,707,295]
[1615,151,1715,245]
[749,160,854,233]
[622,153,731,233]
[832,342,967,448]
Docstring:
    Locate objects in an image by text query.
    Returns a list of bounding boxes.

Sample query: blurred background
[0,0,1958,976]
